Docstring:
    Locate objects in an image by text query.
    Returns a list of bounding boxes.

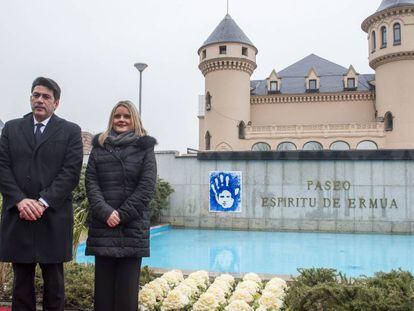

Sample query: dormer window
[202,49,207,59]
[219,45,227,55]
[266,69,281,94]
[347,78,355,90]
[270,81,278,92]
[343,65,358,91]
[242,47,248,56]
[309,79,317,91]
[381,26,387,48]
[393,23,401,45]
[306,68,319,93]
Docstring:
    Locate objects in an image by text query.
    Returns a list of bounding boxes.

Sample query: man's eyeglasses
[31,92,53,100]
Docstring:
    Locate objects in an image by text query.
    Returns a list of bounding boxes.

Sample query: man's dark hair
[31,77,61,100]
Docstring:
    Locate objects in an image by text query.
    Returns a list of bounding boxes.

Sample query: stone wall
[156,151,414,233]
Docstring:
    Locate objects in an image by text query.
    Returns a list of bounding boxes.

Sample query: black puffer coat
[85,135,157,258]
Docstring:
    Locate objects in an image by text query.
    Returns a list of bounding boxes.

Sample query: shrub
[148,176,174,224]
[283,268,414,311]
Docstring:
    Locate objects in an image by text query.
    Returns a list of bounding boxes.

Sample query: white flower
[138,287,157,310]
[192,293,219,311]
[210,279,232,295]
[263,284,286,299]
[188,270,210,289]
[266,278,287,289]
[205,286,227,304]
[161,270,184,288]
[259,291,284,310]
[161,289,189,311]
[215,274,235,286]
[236,280,260,295]
[256,306,268,311]
[181,278,200,295]
[174,283,193,298]
[229,289,254,304]
[150,278,170,297]
[224,300,254,311]
[243,272,262,284]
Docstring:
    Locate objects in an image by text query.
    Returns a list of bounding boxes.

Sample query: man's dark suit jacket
[0,113,83,263]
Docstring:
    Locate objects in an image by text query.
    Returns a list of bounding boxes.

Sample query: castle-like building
[197,0,414,151]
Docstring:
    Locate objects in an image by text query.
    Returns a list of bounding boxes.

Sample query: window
[371,30,376,52]
[219,46,227,54]
[252,142,271,151]
[270,81,278,92]
[277,142,297,151]
[384,112,393,131]
[303,141,323,151]
[393,23,401,45]
[356,141,378,150]
[330,141,350,151]
[347,78,356,90]
[205,92,211,111]
[308,79,317,91]
[242,47,248,56]
[238,121,246,139]
[381,26,387,48]
[205,131,211,150]
[202,49,206,59]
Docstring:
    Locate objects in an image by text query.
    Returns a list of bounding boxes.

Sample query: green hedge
[283,268,414,311]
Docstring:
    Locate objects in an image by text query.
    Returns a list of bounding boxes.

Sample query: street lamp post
[134,62,148,116]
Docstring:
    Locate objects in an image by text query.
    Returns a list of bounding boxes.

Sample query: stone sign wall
[156,151,414,233]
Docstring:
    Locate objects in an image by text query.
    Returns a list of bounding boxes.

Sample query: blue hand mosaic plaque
[209,171,242,212]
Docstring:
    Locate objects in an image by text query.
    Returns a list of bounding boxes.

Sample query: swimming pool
[76,228,414,277]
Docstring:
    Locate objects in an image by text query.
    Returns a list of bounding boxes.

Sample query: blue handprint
[210,172,241,212]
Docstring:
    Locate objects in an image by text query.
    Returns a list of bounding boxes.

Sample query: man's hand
[17,199,45,221]
[106,210,120,228]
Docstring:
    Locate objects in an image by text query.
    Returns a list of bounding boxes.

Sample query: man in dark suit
[0,77,83,311]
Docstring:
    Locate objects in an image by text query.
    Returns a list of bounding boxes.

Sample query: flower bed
[139,270,287,311]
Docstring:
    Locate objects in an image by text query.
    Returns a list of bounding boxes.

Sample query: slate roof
[250,54,375,95]
[376,0,414,12]
[199,14,255,52]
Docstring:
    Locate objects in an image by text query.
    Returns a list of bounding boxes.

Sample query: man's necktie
[34,123,43,145]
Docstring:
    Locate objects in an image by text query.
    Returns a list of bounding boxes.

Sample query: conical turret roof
[199,14,256,52]
[376,0,414,12]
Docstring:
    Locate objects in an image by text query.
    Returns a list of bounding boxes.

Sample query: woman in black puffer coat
[85,100,156,311]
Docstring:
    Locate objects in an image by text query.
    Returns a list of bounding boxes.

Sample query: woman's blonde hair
[98,100,147,146]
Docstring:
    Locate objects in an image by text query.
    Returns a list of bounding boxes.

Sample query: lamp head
[134,63,148,72]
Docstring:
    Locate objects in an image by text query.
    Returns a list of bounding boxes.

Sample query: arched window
[357,141,378,150]
[303,141,323,151]
[205,92,211,111]
[393,23,401,45]
[371,30,376,52]
[330,141,350,151]
[277,142,297,151]
[238,121,246,139]
[381,26,387,48]
[205,131,211,150]
[252,142,271,151]
[384,112,393,131]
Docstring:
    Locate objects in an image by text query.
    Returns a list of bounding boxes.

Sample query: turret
[198,14,257,151]
[362,0,414,148]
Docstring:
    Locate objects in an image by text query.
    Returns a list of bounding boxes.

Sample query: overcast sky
[1,0,381,152]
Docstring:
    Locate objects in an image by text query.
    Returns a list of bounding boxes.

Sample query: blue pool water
[76,228,414,277]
